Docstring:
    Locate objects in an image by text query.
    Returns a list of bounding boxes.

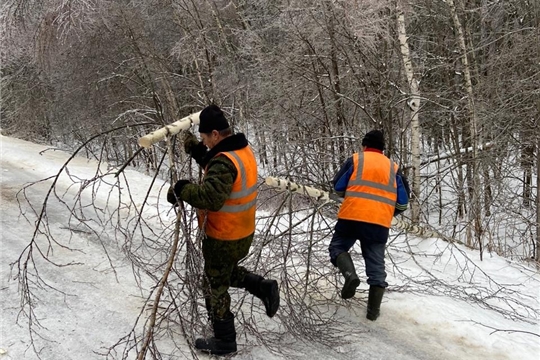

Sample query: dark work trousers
[328,219,389,287]
[202,233,253,320]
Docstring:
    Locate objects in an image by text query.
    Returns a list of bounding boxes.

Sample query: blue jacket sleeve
[394,169,411,216]
[332,157,354,197]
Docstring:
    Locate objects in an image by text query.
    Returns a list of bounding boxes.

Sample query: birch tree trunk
[536,143,540,262]
[536,99,540,263]
[396,0,421,224]
[326,2,346,161]
[447,0,482,251]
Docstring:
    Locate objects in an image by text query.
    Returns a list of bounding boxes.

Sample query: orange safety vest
[337,151,398,228]
[200,146,258,240]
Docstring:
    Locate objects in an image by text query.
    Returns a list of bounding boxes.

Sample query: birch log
[447,0,481,249]
[265,176,460,242]
[397,2,421,224]
[138,111,201,148]
[265,177,330,202]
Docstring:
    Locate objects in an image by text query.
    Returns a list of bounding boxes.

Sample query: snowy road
[1,135,538,360]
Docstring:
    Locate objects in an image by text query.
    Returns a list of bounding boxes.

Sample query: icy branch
[138,111,201,148]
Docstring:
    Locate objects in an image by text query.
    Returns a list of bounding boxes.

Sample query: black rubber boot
[195,314,237,355]
[336,252,360,299]
[366,285,385,321]
[243,273,280,317]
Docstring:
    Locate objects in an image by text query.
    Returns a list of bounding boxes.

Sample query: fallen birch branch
[138,111,201,148]
[264,176,462,243]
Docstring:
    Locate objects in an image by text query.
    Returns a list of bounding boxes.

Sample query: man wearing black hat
[167,104,280,355]
[328,130,410,321]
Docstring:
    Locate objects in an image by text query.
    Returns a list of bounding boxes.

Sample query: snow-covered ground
[1,134,539,359]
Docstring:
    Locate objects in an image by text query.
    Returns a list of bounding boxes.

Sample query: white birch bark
[265,176,331,202]
[264,176,464,243]
[396,1,421,224]
[446,0,482,249]
[138,111,201,148]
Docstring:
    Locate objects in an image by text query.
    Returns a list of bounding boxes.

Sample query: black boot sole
[366,311,379,321]
[195,338,237,355]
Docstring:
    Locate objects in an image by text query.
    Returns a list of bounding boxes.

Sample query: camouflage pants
[202,234,253,320]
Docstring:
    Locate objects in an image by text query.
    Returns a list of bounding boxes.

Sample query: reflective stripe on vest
[219,151,257,212]
[337,152,398,228]
[203,146,257,240]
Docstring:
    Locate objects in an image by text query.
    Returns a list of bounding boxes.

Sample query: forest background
[1,0,539,358]
[3,0,540,260]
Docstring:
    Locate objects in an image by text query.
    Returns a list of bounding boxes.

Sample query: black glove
[190,141,207,160]
[166,180,190,205]
[183,131,200,154]
[183,131,207,161]
[174,179,190,194]
[166,186,178,205]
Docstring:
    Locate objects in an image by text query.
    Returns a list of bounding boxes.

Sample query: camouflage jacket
[178,133,250,212]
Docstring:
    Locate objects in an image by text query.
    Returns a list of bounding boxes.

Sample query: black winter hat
[198,105,230,133]
[361,130,385,151]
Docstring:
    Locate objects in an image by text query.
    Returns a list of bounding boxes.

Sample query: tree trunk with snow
[396,0,421,224]
[536,139,540,263]
[447,0,482,251]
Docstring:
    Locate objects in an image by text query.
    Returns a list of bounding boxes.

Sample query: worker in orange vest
[329,130,410,320]
[167,105,279,355]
